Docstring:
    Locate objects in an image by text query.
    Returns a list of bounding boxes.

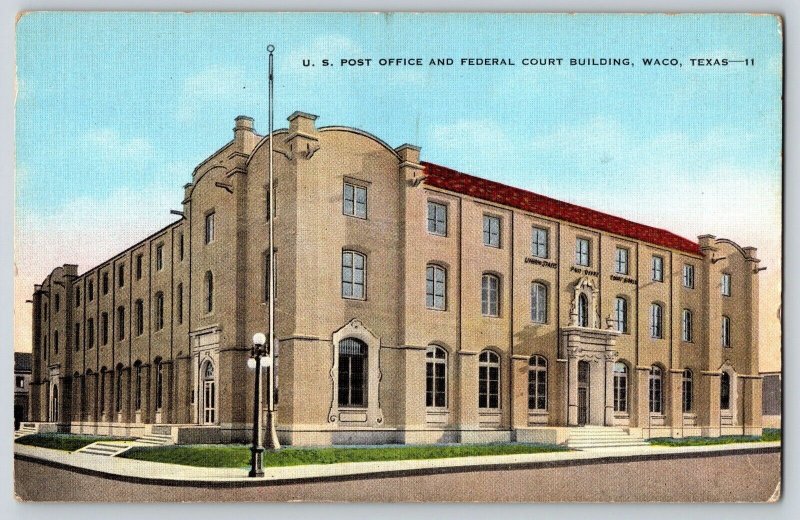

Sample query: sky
[14,13,783,371]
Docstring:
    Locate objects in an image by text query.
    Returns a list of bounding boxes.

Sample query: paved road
[15,451,780,502]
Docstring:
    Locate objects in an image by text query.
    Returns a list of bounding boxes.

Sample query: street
[14,451,781,502]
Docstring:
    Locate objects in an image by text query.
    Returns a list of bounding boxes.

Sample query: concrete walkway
[14,441,781,487]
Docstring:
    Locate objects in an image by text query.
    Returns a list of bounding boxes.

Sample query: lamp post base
[249,446,265,478]
[265,409,281,450]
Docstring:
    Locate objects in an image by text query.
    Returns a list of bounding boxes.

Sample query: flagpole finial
[267,44,275,53]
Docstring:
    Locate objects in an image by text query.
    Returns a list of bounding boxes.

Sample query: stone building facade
[29,112,764,445]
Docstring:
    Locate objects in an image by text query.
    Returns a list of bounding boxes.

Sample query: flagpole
[265,43,281,450]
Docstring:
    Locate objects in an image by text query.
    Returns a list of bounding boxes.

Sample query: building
[28,112,764,445]
[761,371,781,428]
[14,352,32,429]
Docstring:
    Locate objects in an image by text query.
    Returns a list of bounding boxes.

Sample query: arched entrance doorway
[201,361,216,424]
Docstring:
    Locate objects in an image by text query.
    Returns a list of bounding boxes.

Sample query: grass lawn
[649,428,781,447]
[15,433,131,452]
[120,442,569,468]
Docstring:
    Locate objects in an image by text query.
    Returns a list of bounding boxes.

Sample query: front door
[578,361,590,426]
[201,361,216,424]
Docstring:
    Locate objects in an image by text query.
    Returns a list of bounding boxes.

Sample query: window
[341,251,366,300]
[613,362,628,413]
[178,233,184,261]
[652,255,664,282]
[577,293,589,327]
[262,251,277,303]
[721,273,731,296]
[115,369,123,413]
[720,372,731,410]
[155,360,164,410]
[531,282,547,323]
[88,280,94,301]
[682,309,693,342]
[87,318,95,348]
[722,315,731,347]
[54,293,60,312]
[118,264,125,287]
[117,306,125,340]
[338,338,367,407]
[427,201,447,236]
[478,350,500,409]
[528,355,548,411]
[204,272,214,313]
[75,287,81,307]
[74,323,80,350]
[426,265,447,310]
[683,264,695,288]
[102,272,109,295]
[154,293,165,330]
[650,303,663,339]
[134,363,142,411]
[54,330,59,354]
[205,212,215,244]
[135,300,144,336]
[615,247,629,275]
[532,227,549,258]
[99,369,106,412]
[176,283,183,324]
[483,215,501,248]
[155,244,164,271]
[481,274,500,317]
[16,376,24,389]
[426,345,447,408]
[343,182,367,219]
[614,297,628,333]
[135,254,143,280]
[101,312,109,345]
[682,369,694,413]
[649,366,663,414]
[575,238,590,266]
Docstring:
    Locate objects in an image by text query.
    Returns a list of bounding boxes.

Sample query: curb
[15,444,782,489]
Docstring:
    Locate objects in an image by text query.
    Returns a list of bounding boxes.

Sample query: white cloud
[174,65,261,122]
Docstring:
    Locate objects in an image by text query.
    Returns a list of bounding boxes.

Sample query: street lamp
[248,332,280,477]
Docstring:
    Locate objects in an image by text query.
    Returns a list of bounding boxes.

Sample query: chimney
[287,111,320,159]
[396,143,425,186]
[233,115,258,153]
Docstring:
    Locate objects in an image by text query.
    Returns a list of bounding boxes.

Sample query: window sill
[427,232,448,238]
[528,410,548,416]
[614,412,630,418]
[426,307,448,312]
[343,213,368,221]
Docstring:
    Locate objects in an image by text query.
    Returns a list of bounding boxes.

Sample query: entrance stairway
[566,426,649,449]
[76,430,174,457]
[14,424,37,439]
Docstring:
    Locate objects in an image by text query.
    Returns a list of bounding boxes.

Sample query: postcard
[13,12,782,502]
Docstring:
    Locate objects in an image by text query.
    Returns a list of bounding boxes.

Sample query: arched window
[426,345,447,408]
[720,371,731,410]
[204,271,214,313]
[117,306,125,340]
[202,361,216,424]
[531,282,547,324]
[682,369,694,413]
[682,309,693,343]
[650,303,663,339]
[613,362,628,413]
[481,274,500,317]
[135,300,144,336]
[338,338,367,407]
[528,355,548,411]
[134,362,143,411]
[204,362,214,380]
[115,367,123,413]
[649,365,663,414]
[577,293,589,327]
[426,265,447,310]
[341,251,366,300]
[155,359,164,410]
[478,350,500,409]
[614,297,628,333]
[154,292,165,330]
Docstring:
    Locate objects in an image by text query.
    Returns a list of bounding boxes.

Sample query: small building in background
[14,352,32,429]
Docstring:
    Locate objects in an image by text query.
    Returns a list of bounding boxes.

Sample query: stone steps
[566,427,649,449]
[76,441,134,457]
[14,427,37,439]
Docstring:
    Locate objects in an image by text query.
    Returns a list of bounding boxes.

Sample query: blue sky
[14,13,782,368]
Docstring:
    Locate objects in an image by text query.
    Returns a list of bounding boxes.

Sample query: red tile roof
[422,162,702,256]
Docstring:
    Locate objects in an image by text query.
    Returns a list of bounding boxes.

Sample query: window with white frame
[531,282,547,323]
[154,292,164,330]
[532,227,549,258]
[682,309,693,342]
[722,315,731,347]
[683,264,695,288]
[204,272,214,313]
[721,273,731,296]
[483,215,501,248]
[614,297,628,333]
[652,255,664,282]
[341,251,366,300]
[427,201,447,236]
[528,355,547,411]
[613,362,628,412]
[481,274,500,317]
[649,365,664,414]
[156,244,164,271]
[650,303,663,339]
[134,300,144,336]
[343,182,367,219]
[205,212,215,244]
[615,247,629,275]
[577,293,589,327]
[478,350,500,409]
[425,264,446,310]
[425,345,447,408]
[682,369,693,413]
[575,238,590,266]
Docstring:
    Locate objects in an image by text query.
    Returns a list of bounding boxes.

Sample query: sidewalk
[14,441,781,487]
